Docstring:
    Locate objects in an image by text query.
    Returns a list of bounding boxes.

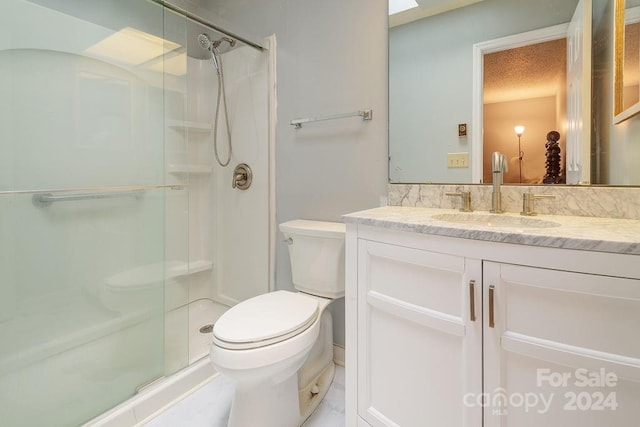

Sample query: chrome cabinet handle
[489,285,495,328]
[469,280,476,322]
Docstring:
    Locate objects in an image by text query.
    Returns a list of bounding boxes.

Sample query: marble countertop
[342,206,640,255]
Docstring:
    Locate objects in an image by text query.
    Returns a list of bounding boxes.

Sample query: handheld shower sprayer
[197,34,236,75]
[197,33,237,168]
[197,33,212,50]
[197,34,236,52]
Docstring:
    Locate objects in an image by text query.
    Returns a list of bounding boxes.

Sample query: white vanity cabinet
[483,262,640,427]
[345,223,640,427]
[354,236,482,426]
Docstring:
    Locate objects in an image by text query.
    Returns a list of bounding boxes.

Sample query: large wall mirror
[389,0,640,186]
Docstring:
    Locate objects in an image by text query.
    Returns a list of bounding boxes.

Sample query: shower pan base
[84,357,217,426]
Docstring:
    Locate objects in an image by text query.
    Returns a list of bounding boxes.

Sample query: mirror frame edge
[614,0,640,123]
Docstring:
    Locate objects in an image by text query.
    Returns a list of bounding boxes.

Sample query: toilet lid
[213,291,319,350]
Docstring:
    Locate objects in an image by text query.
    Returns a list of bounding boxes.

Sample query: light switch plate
[447,152,469,168]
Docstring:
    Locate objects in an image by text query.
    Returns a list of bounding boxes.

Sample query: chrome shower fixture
[197,33,236,75]
[197,33,213,50]
[214,36,237,49]
[197,33,236,52]
[197,32,235,167]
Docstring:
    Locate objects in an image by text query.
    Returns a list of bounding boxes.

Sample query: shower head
[197,33,237,51]
[198,33,236,75]
[197,33,213,51]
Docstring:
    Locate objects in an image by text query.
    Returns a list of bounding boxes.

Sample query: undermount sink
[430,213,561,229]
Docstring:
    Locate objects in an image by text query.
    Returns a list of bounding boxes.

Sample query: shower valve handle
[232,163,252,190]
[232,173,245,188]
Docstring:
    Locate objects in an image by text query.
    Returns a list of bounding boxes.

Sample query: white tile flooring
[144,365,345,427]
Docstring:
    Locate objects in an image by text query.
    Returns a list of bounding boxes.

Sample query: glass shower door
[0,1,188,425]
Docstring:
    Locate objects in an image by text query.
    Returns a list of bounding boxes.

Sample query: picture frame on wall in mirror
[614,0,640,123]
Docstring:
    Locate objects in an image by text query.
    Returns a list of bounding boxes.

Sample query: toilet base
[226,361,336,427]
[299,362,336,423]
[227,371,301,427]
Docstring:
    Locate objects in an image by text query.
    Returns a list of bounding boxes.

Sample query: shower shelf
[105,260,214,289]
[168,164,213,175]
[167,120,212,133]
[171,260,213,278]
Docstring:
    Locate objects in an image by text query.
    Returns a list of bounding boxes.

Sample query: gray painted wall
[198,0,389,347]
[389,0,579,183]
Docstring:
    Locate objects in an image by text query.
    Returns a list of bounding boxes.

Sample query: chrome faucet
[490,152,508,213]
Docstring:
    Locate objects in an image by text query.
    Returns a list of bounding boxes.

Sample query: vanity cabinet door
[483,262,640,427]
[356,239,482,427]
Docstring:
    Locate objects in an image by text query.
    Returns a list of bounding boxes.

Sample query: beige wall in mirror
[389,0,640,186]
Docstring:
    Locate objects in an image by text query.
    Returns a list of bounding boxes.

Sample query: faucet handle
[446,191,472,212]
[521,193,555,216]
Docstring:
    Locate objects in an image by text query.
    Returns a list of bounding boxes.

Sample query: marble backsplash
[388,184,640,220]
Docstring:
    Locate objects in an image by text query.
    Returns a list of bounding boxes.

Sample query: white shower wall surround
[211,47,272,305]
[388,184,640,219]
[164,47,272,368]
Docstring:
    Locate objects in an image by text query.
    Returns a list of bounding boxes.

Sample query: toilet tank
[279,220,345,299]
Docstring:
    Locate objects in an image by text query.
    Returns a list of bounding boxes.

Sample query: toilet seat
[213,291,319,350]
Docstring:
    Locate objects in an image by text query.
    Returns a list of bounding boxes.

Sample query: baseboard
[333,344,345,367]
[83,358,217,426]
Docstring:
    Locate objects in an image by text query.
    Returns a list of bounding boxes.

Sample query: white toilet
[210,219,345,427]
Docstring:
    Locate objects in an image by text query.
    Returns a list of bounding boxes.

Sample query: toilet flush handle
[284,237,293,245]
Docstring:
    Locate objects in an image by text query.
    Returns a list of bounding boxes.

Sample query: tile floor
[144,365,345,427]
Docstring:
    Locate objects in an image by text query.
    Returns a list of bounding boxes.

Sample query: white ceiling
[483,38,567,105]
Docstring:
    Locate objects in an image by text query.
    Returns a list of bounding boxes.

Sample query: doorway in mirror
[483,38,567,184]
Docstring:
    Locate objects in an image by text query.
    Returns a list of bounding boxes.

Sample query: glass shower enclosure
[0,0,191,425]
